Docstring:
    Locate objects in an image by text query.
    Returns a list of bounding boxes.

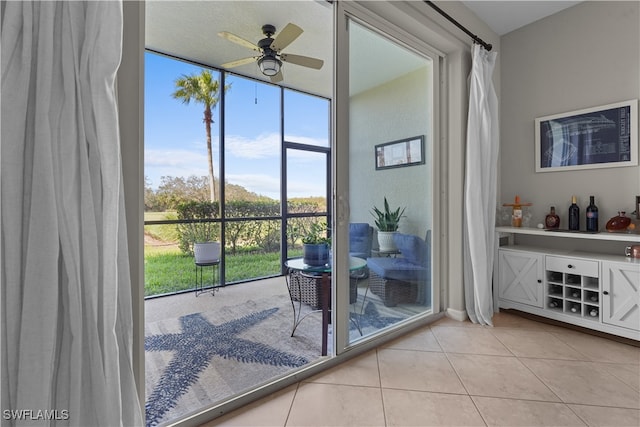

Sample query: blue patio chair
[366,231,431,306]
[349,223,373,302]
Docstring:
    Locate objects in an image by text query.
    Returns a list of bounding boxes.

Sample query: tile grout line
[454,321,616,426]
[515,354,640,407]
[283,382,300,427]
[374,348,390,427]
[428,325,489,426]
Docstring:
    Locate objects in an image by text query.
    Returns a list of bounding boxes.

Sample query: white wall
[500,1,640,228]
[349,67,432,239]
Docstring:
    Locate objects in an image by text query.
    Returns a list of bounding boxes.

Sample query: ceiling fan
[218,23,324,83]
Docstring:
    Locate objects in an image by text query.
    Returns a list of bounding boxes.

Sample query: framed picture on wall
[375,135,425,170]
[535,99,638,172]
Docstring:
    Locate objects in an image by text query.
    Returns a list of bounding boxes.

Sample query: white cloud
[284,134,329,149]
[286,179,326,198]
[145,149,211,188]
[225,133,329,160]
[146,148,208,167]
[225,133,280,159]
[227,173,325,199]
[227,173,280,198]
[145,135,329,196]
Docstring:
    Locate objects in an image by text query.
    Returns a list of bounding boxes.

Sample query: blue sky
[144,52,329,200]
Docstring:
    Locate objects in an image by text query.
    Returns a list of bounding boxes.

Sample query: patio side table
[195,260,220,297]
[285,257,366,356]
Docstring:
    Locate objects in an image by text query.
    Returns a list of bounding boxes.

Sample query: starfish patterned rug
[144,293,410,426]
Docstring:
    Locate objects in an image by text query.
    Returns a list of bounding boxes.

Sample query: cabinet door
[499,250,544,308]
[602,261,640,331]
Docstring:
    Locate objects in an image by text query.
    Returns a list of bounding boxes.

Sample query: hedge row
[176,200,327,255]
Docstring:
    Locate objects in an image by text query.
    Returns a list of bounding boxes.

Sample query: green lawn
[144,211,303,297]
[144,211,179,242]
[144,249,193,296]
[145,245,303,297]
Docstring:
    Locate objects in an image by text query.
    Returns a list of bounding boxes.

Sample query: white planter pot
[194,242,221,264]
[377,231,397,252]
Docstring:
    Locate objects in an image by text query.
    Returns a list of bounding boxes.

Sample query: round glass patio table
[284,257,366,356]
[284,256,366,273]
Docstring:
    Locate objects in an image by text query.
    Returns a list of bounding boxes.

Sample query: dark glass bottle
[568,196,580,231]
[586,195,598,232]
[545,206,560,229]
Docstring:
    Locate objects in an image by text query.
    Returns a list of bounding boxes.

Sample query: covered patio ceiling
[145,0,334,98]
[145,0,427,99]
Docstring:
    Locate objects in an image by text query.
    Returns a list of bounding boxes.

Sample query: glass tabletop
[285,256,367,273]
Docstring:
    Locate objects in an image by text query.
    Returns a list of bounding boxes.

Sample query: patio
[143,274,425,425]
[145,276,288,324]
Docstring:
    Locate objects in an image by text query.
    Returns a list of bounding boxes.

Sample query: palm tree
[172,69,227,202]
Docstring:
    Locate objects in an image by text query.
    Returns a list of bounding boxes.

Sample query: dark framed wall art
[535,99,638,172]
[375,135,425,170]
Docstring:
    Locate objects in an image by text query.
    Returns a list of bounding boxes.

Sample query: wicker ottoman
[288,271,360,309]
[288,270,323,309]
[368,271,418,307]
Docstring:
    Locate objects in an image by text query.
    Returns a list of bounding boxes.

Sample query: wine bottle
[568,196,580,231]
[545,206,560,229]
[586,196,598,232]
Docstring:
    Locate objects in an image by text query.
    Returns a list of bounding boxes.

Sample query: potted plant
[302,222,331,266]
[371,197,405,252]
[193,221,220,264]
[194,241,221,264]
[176,201,220,259]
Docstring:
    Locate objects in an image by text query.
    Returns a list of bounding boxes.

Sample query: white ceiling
[462,1,581,36]
[349,20,430,96]
[146,1,582,97]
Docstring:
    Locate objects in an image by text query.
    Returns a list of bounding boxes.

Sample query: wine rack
[496,227,640,341]
[545,255,599,320]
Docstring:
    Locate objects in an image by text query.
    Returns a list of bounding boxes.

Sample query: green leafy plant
[301,222,331,245]
[175,200,220,255]
[371,197,405,232]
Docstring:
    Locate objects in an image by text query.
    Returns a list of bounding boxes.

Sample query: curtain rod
[423,1,493,51]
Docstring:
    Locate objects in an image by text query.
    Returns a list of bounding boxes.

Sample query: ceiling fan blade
[270,70,283,83]
[221,57,257,68]
[218,31,260,52]
[280,53,324,70]
[270,23,303,52]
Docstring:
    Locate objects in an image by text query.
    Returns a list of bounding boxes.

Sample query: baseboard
[446,308,468,322]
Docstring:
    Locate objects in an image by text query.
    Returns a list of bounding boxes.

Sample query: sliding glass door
[334,4,440,350]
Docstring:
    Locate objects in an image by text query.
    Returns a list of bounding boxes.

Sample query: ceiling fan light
[258,56,281,76]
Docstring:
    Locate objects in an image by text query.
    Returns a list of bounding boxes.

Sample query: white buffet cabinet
[495,226,640,341]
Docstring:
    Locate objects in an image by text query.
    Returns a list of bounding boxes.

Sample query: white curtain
[463,44,499,326]
[1,2,143,426]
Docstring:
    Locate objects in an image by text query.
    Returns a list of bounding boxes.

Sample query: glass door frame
[332,1,443,355]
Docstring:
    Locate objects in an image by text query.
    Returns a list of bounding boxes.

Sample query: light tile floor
[203,311,640,427]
